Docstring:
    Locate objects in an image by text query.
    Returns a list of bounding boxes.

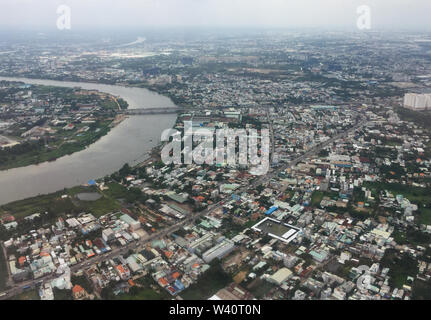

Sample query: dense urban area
[0,30,431,301]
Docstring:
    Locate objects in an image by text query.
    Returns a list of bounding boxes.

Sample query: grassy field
[0,184,121,221]
[364,182,430,206]
[118,288,169,300]
[0,186,90,218]
[103,182,130,199]
[0,190,69,220]
[418,208,431,225]
[364,182,431,225]
[311,191,325,206]
[311,190,339,207]
[8,289,40,300]
[77,195,121,217]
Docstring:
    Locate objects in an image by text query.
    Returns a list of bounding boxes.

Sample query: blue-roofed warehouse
[265,206,278,215]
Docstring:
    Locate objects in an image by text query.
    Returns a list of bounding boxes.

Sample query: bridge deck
[121,107,182,115]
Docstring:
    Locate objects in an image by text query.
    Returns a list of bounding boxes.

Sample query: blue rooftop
[265,206,278,215]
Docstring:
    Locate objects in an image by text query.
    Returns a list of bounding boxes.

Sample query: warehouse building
[202,239,235,263]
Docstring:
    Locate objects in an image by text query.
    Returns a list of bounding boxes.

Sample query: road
[249,117,368,189]
[266,109,275,164]
[0,117,367,300]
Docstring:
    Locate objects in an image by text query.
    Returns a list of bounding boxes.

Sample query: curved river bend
[0,77,177,205]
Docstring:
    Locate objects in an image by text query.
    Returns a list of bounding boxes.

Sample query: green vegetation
[311,191,325,206]
[71,274,94,294]
[247,278,277,299]
[118,286,169,300]
[395,107,431,130]
[0,245,7,291]
[0,121,112,171]
[100,276,171,300]
[0,190,75,220]
[222,216,248,238]
[0,184,123,240]
[412,280,431,300]
[53,288,73,300]
[392,227,431,246]
[180,260,231,300]
[381,249,418,289]
[9,289,40,300]
[76,194,120,218]
[311,190,339,207]
[103,182,130,199]
[117,277,171,300]
[418,208,431,226]
[364,182,431,206]
[99,97,128,110]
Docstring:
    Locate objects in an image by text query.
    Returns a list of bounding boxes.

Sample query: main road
[0,116,368,300]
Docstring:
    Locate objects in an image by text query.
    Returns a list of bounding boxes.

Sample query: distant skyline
[0,0,431,31]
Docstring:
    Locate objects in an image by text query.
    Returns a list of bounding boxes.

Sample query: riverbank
[0,121,112,171]
[0,73,190,109]
[0,114,129,171]
[0,80,133,171]
[0,77,178,205]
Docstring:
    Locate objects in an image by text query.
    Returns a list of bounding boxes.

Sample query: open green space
[8,289,40,300]
[412,280,431,300]
[180,261,232,300]
[0,184,124,241]
[311,191,325,206]
[392,227,431,246]
[381,249,418,289]
[364,182,431,206]
[418,208,431,226]
[0,121,112,171]
[77,195,120,218]
[117,277,171,300]
[247,278,277,299]
[102,182,130,199]
[311,190,339,207]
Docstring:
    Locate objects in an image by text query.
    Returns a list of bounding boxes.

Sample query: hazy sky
[1,0,431,30]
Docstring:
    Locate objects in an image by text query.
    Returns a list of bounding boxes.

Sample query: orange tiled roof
[72,285,84,294]
[158,277,168,286]
[164,251,174,258]
[116,265,125,274]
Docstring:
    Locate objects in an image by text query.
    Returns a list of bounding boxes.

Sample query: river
[0,77,177,205]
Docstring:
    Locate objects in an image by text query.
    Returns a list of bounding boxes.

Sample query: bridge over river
[120,107,182,115]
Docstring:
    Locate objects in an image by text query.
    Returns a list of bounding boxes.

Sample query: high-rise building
[403,93,431,110]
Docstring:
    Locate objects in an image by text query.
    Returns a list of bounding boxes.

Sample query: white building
[202,239,235,263]
[403,93,431,110]
[102,228,115,242]
[267,267,293,285]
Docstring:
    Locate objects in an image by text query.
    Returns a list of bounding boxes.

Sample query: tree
[119,163,131,177]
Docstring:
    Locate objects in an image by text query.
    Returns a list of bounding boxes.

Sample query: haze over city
[0,0,431,30]
[1,0,431,308]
